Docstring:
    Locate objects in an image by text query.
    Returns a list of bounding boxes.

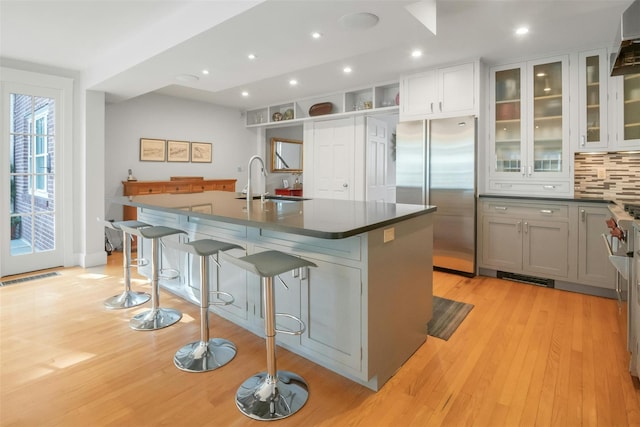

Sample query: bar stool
[222,250,317,421]
[120,224,185,331]
[103,220,151,309]
[173,238,243,372]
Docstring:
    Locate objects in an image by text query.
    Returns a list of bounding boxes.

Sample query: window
[27,106,49,197]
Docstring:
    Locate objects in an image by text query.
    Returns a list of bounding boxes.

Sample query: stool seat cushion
[111,220,150,230]
[138,226,185,239]
[185,239,243,257]
[222,250,317,277]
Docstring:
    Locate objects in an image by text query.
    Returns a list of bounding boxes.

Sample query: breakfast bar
[115,191,436,391]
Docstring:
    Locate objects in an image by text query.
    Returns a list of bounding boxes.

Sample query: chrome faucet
[247,155,267,204]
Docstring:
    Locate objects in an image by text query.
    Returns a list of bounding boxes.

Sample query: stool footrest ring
[275,313,306,336]
[209,291,234,306]
[131,258,149,267]
[159,268,180,280]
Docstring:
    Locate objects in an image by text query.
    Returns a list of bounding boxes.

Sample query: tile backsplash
[574,152,640,202]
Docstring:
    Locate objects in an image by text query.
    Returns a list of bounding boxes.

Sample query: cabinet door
[522,219,569,278]
[301,258,362,372]
[577,50,608,150]
[401,70,437,119]
[528,57,569,178]
[615,73,640,148]
[491,65,525,175]
[481,216,523,270]
[439,62,475,115]
[577,206,616,288]
[213,246,250,322]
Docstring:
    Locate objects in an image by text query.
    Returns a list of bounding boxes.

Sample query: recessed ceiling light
[202,69,209,75]
[289,79,298,86]
[343,66,352,73]
[241,91,249,97]
[515,26,529,36]
[311,32,322,39]
[411,49,423,58]
[248,53,256,60]
[175,74,199,82]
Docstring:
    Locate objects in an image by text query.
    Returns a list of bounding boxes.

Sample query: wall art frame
[167,140,190,162]
[139,138,166,162]
[191,142,212,163]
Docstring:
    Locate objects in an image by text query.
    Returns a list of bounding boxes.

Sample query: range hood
[611,0,640,76]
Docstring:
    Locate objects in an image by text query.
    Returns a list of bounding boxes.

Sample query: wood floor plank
[1,255,639,426]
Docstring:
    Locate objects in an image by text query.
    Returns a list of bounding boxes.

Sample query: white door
[312,118,354,200]
[366,117,389,202]
[2,83,64,275]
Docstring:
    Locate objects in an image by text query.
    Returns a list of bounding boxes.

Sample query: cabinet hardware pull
[301,267,307,280]
[524,222,528,233]
[517,221,522,233]
[527,165,532,176]
[540,209,553,214]
[580,135,585,146]
[439,101,442,112]
[292,268,299,278]
[430,102,434,113]
[495,206,508,211]
[543,185,556,190]
[580,209,585,222]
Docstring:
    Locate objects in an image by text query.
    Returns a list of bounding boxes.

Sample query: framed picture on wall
[167,140,190,162]
[191,142,212,163]
[139,138,166,162]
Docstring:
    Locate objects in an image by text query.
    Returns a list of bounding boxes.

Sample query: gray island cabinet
[115,191,436,391]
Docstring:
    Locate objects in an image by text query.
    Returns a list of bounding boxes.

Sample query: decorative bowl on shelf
[309,102,333,116]
[283,108,294,120]
[272,111,283,121]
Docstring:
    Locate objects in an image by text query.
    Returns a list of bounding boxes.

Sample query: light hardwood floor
[1,253,639,426]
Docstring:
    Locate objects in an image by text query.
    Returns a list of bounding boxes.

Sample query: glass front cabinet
[614,73,640,149]
[577,49,609,151]
[488,56,570,195]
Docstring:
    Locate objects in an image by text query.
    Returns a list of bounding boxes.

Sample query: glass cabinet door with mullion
[622,74,640,144]
[578,50,608,150]
[492,66,525,175]
[529,57,567,177]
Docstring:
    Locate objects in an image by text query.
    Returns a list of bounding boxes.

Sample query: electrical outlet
[597,167,606,179]
[383,227,395,243]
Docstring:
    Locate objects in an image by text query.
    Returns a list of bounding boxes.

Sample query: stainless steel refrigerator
[395,116,477,275]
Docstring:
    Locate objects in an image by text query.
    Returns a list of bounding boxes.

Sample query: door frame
[1,67,74,277]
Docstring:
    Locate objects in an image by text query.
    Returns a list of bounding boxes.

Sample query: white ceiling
[0,0,632,110]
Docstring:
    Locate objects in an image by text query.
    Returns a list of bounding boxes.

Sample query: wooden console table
[122,178,236,221]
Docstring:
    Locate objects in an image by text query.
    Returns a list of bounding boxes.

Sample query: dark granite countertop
[114,191,436,239]
[478,194,612,204]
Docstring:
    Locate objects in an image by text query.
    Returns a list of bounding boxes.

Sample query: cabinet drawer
[213,182,234,191]
[488,180,571,195]
[130,184,165,195]
[483,201,569,218]
[195,183,215,191]
[166,183,192,193]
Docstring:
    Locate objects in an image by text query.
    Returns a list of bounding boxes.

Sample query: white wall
[104,93,257,220]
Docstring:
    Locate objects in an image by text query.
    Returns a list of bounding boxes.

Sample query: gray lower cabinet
[577,205,615,289]
[479,198,616,296]
[480,201,569,278]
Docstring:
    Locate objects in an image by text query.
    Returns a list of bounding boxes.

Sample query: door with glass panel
[3,86,63,275]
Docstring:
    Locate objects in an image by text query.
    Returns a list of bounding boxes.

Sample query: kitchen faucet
[247,155,267,204]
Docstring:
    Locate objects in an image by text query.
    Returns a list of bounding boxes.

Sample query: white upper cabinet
[487,55,571,196]
[400,61,478,121]
[612,73,640,149]
[576,49,609,151]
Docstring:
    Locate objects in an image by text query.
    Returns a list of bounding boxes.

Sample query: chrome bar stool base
[236,371,309,421]
[130,307,182,331]
[104,291,150,310]
[103,220,151,310]
[174,338,237,372]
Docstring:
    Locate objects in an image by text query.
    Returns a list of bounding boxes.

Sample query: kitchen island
[114,191,436,391]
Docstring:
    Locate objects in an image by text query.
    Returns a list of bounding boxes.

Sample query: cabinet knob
[148,189,152,193]
[343,183,349,188]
